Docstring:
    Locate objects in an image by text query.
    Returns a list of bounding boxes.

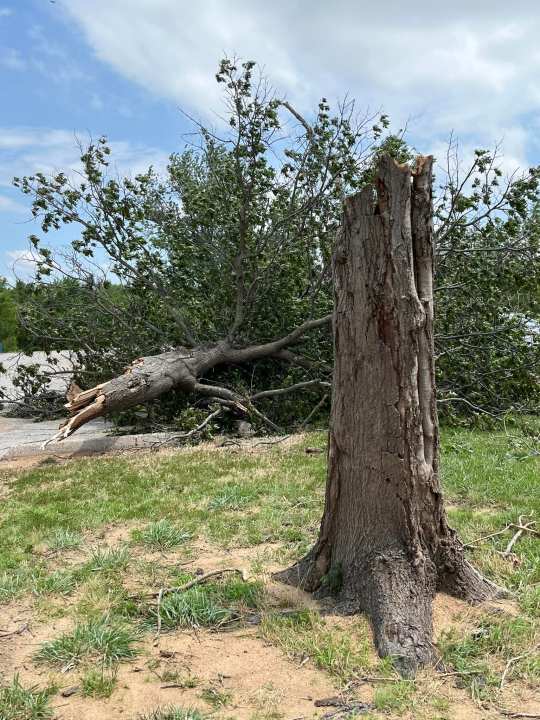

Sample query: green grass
[85,546,130,573]
[260,609,374,682]
[137,708,208,720]
[147,575,263,631]
[46,528,82,551]
[0,437,326,575]
[35,615,138,669]
[0,675,54,720]
[439,614,540,700]
[373,680,415,713]
[0,427,538,716]
[134,520,191,551]
[81,668,117,698]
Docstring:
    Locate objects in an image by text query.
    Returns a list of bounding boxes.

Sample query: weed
[35,615,138,668]
[0,675,54,720]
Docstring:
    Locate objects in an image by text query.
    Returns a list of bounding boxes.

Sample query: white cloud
[0,195,27,214]
[58,0,540,165]
[0,7,12,18]
[5,249,38,279]
[0,127,169,188]
[1,48,26,71]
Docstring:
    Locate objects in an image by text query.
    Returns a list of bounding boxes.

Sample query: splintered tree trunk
[278,155,501,675]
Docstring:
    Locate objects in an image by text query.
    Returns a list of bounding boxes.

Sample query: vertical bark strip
[277,155,501,675]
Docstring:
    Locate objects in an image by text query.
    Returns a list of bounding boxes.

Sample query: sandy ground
[1,535,538,720]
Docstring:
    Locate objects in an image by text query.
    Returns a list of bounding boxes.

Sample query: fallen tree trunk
[276,155,504,676]
[50,316,332,442]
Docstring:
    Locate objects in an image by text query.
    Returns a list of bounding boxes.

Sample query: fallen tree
[51,315,332,441]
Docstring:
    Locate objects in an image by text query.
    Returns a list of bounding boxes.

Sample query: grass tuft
[81,668,117,698]
[85,546,130,573]
[0,675,54,720]
[137,708,208,720]
[261,609,373,682]
[135,521,191,551]
[35,615,138,668]
[439,614,539,699]
[200,686,233,708]
[147,575,262,631]
[46,528,82,551]
[0,568,30,604]
[373,680,415,712]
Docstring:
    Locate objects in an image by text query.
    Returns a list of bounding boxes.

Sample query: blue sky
[1,0,539,281]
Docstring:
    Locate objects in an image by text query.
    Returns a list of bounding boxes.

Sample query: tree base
[274,539,507,677]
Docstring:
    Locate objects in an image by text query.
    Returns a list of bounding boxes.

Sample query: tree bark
[276,155,502,676]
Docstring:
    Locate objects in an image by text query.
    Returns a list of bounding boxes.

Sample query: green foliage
[10,58,539,426]
[0,278,18,351]
[0,675,54,720]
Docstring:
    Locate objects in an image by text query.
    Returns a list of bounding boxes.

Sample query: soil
[1,538,538,720]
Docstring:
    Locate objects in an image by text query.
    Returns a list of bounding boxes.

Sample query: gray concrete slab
[0,416,176,461]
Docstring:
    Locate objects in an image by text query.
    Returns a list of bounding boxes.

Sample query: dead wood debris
[464,516,537,555]
[314,697,374,719]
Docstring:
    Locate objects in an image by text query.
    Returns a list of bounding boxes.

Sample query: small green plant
[136,521,191,551]
[47,528,82,551]
[200,686,233,708]
[81,668,117,698]
[86,546,130,573]
[35,616,138,668]
[0,674,54,719]
[137,708,208,720]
